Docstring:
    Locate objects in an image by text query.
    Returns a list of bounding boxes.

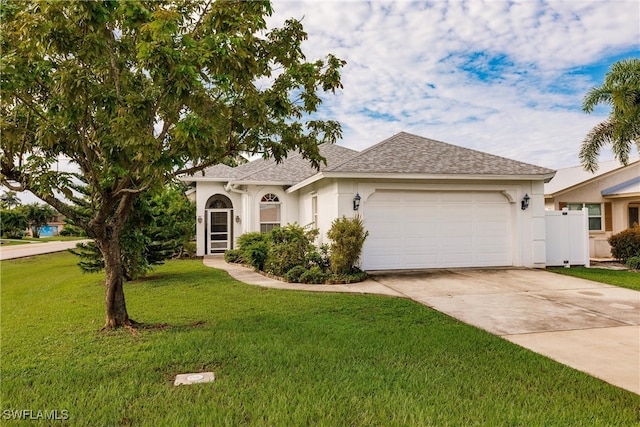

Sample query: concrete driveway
[369,268,640,395]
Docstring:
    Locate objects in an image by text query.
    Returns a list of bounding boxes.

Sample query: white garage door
[362,191,512,270]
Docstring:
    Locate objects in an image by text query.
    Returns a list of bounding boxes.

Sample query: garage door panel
[477,222,509,236]
[363,191,512,270]
[439,223,473,237]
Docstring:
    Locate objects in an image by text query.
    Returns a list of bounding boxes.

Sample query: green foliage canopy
[0,0,344,328]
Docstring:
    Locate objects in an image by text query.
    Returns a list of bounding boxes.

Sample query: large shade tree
[580,58,640,172]
[0,0,344,329]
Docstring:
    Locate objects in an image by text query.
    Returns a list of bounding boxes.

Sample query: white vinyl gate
[545,208,590,267]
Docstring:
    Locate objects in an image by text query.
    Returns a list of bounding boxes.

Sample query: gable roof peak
[327,132,555,176]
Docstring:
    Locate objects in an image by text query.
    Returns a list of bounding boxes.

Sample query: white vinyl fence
[545,208,590,267]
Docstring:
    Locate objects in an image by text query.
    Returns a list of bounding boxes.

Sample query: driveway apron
[369,268,640,395]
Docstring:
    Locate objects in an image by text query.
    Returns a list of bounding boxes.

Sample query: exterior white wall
[194,181,245,256]
[194,181,301,256]
[296,179,340,246]
[196,177,548,268]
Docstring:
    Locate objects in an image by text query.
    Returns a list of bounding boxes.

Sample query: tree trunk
[101,231,134,329]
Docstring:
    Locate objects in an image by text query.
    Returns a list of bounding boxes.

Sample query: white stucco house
[545,157,640,258]
[182,132,556,270]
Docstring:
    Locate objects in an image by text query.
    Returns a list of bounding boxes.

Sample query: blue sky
[268,0,640,169]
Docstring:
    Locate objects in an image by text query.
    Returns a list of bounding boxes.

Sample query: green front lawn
[549,266,640,291]
[2,253,638,426]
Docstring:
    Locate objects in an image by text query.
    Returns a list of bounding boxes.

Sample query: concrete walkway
[204,256,639,395]
[203,256,405,297]
[0,240,90,260]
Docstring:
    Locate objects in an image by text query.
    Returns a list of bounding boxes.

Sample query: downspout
[224,182,247,195]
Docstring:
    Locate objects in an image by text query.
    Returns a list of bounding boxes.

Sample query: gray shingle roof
[200,143,359,183]
[195,132,555,184]
[327,132,555,176]
[235,143,358,183]
[202,163,244,179]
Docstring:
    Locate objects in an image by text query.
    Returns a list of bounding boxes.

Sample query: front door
[206,209,232,254]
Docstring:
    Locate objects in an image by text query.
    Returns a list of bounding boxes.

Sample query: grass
[2,253,639,426]
[549,266,640,291]
[0,239,31,246]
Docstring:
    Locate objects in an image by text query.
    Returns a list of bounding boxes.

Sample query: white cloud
[267,0,640,169]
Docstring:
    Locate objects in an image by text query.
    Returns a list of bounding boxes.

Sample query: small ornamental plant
[326,215,369,275]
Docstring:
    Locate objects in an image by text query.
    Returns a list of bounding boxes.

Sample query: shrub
[1,209,28,239]
[299,266,329,284]
[626,256,640,270]
[224,249,243,264]
[60,223,85,237]
[336,269,368,284]
[265,223,318,277]
[237,232,268,251]
[608,224,640,262]
[326,215,369,274]
[181,241,197,258]
[284,265,307,283]
[245,241,269,271]
[305,244,330,271]
[234,232,270,270]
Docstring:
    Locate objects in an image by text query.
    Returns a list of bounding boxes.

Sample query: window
[260,193,281,233]
[630,206,639,228]
[567,203,603,231]
[311,195,318,229]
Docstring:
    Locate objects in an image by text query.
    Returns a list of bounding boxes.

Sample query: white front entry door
[206,209,232,254]
[362,191,513,270]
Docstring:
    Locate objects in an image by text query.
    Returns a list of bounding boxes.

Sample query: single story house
[183,132,556,270]
[544,157,640,258]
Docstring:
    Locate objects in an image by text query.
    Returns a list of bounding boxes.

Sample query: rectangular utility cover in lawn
[174,372,215,386]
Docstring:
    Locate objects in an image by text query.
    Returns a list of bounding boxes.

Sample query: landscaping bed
[225,218,369,285]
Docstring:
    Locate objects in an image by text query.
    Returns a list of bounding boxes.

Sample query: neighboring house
[544,157,640,258]
[25,215,67,238]
[183,132,556,270]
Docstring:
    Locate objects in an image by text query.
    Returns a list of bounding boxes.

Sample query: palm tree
[0,190,21,209]
[580,58,640,172]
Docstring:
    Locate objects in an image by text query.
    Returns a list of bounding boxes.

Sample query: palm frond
[579,120,614,172]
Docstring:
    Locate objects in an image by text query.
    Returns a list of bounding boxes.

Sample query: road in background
[0,240,90,261]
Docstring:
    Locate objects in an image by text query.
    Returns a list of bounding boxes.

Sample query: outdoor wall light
[197,215,203,224]
[235,215,241,223]
[521,194,530,210]
[353,193,361,211]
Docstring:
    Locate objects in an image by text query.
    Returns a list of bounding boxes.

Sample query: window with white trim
[260,193,281,233]
[567,203,602,231]
[311,195,318,229]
